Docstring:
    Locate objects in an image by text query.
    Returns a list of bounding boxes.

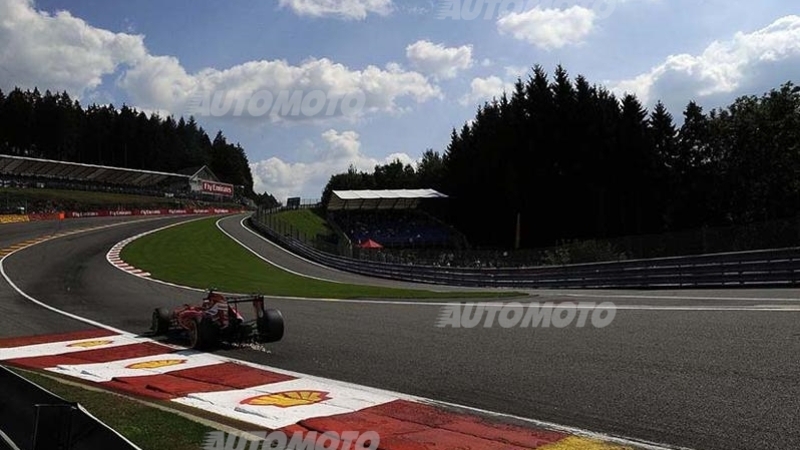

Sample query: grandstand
[326,189,466,249]
[0,154,244,210]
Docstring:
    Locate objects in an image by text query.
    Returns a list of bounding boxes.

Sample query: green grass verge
[3,187,179,206]
[121,216,523,299]
[270,208,333,240]
[10,369,213,450]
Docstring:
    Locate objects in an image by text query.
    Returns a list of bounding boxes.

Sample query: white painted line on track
[554,292,800,303]
[241,296,800,311]
[234,215,502,293]
[216,215,346,284]
[236,214,355,280]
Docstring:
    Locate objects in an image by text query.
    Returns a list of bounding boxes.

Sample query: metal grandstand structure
[0,154,189,187]
[0,154,234,197]
[327,189,448,210]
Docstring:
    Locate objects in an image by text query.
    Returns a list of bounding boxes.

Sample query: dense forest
[322,65,800,249]
[0,87,260,200]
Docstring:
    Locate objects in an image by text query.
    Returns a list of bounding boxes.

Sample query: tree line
[0,87,262,200]
[322,65,800,249]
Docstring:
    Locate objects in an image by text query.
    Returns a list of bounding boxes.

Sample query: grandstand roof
[176,166,204,176]
[0,154,191,187]
[328,189,448,210]
[178,165,221,182]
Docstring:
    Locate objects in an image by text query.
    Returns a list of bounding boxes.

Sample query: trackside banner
[0,209,246,223]
[27,213,63,221]
[63,209,245,218]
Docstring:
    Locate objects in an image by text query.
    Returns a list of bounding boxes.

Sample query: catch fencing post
[702,227,708,254]
[31,404,75,450]
[796,215,800,244]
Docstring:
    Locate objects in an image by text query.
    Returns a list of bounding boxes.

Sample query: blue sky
[1,0,799,201]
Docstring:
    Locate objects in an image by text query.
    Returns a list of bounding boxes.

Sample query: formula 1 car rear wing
[204,290,267,318]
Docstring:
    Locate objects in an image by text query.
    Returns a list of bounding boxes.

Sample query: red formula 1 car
[149,290,284,350]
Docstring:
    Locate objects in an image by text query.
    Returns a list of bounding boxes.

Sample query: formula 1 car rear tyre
[188,317,219,350]
[256,309,284,343]
[151,308,171,335]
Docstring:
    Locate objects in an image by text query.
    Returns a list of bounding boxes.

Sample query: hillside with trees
[321,65,800,249]
[0,88,261,200]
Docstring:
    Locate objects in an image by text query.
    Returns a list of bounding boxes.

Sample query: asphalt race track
[0,216,193,338]
[2,214,800,450]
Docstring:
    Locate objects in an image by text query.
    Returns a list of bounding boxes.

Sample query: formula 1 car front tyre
[256,309,284,343]
[151,308,172,335]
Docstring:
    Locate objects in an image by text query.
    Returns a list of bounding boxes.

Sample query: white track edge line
[237,214,355,280]
[235,215,508,293]
[559,292,800,302]
[218,215,346,284]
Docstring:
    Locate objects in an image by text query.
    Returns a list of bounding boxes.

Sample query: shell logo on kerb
[240,390,330,408]
[67,340,113,348]
[126,359,186,369]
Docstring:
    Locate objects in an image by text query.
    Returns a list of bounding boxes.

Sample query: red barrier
[26,213,62,221]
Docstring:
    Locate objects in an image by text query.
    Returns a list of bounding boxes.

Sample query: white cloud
[460,76,514,106]
[496,6,596,50]
[405,40,473,80]
[0,0,147,96]
[0,0,440,124]
[481,59,493,67]
[611,15,800,109]
[120,57,442,123]
[250,129,415,201]
[276,0,393,20]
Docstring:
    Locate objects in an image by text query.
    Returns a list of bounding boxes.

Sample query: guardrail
[0,366,141,450]
[248,217,800,288]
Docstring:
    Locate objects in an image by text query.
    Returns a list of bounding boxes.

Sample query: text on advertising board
[201,180,234,196]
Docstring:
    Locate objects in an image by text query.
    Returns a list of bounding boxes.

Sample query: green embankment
[269,208,333,240]
[121,216,522,299]
[0,187,241,211]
